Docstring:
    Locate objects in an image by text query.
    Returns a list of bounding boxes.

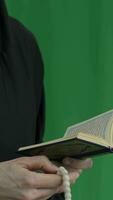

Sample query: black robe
[0,1,64,199]
[0,1,45,161]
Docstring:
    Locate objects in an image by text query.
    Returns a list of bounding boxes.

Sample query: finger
[63,164,83,174]
[12,156,58,173]
[62,158,93,169]
[23,171,62,189]
[62,165,82,184]
[69,171,80,183]
[37,192,56,200]
[57,170,80,189]
[56,184,64,194]
[21,188,57,200]
[56,171,80,193]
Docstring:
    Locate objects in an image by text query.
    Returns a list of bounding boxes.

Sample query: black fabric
[0,0,44,161]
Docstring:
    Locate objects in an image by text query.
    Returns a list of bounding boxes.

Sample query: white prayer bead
[57,166,72,200]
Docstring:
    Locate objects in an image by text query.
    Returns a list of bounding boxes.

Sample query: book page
[64,110,113,145]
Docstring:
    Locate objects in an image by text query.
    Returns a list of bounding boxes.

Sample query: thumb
[13,156,58,173]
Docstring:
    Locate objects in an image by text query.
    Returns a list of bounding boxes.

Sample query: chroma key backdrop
[6,1,113,200]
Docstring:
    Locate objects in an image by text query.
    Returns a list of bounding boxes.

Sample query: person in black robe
[0,1,92,199]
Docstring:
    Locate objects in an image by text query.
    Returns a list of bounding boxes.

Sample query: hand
[63,157,93,182]
[63,157,92,180]
[55,157,93,193]
[0,156,63,200]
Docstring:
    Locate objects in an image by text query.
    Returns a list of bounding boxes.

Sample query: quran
[18,110,113,161]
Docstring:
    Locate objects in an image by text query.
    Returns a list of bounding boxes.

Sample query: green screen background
[6,0,113,199]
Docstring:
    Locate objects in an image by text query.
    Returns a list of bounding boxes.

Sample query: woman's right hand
[0,155,92,200]
[0,156,62,200]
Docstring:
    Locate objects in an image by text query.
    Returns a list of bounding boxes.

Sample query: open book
[18,110,113,161]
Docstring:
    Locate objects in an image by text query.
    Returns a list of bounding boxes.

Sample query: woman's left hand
[56,157,93,193]
[63,157,93,182]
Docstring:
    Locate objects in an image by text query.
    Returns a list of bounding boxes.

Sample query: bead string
[57,167,72,200]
